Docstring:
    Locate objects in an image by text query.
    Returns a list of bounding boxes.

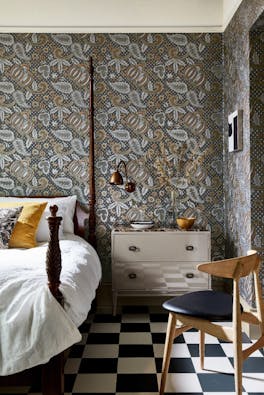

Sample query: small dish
[130,221,154,230]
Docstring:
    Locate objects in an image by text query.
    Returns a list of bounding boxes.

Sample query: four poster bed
[0,58,99,394]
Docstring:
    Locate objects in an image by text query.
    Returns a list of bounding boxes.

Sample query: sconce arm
[117,160,128,180]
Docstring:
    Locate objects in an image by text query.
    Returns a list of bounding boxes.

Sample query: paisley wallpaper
[0,33,224,281]
[223,0,264,305]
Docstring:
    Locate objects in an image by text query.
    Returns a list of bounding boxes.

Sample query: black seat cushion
[163,290,241,322]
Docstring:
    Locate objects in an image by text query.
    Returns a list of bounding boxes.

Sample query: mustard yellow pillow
[0,202,47,248]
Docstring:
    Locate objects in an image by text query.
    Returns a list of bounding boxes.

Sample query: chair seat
[163,290,240,321]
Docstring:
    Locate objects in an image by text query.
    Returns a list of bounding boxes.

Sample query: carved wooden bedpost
[43,205,64,395]
[88,56,97,250]
[46,205,63,306]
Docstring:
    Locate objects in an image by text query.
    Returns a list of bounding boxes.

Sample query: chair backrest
[198,250,264,329]
[197,251,260,280]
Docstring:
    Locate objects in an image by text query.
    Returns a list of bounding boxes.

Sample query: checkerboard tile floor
[28,306,264,394]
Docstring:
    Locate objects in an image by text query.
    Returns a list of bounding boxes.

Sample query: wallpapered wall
[223,0,264,305]
[0,33,224,281]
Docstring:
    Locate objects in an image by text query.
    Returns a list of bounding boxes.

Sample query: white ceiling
[0,0,243,33]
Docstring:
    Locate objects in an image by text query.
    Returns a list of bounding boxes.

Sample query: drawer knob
[129,245,139,252]
[186,245,194,251]
[186,273,194,279]
[128,273,137,279]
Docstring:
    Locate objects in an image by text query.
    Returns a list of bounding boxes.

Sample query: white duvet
[0,234,101,375]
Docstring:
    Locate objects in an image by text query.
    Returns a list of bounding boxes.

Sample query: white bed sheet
[0,234,101,375]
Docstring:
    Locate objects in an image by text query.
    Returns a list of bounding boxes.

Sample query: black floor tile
[198,372,237,392]
[69,344,85,357]
[229,356,264,372]
[79,358,118,373]
[65,373,76,392]
[156,357,196,373]
[119,344,154,357]
[122,305,149,313]
[188,343,226,357]
[150,313,169,322]
[152,332,185,344]
[121,322,151,332]
[116,373,158,392]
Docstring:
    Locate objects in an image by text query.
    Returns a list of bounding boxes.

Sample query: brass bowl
[176,217,196,230]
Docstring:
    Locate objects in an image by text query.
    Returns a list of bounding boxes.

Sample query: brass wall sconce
[110,160,136,193]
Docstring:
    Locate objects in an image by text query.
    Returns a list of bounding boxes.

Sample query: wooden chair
[160,250,264,395]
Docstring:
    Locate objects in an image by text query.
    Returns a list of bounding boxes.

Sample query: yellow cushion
[0,202,47,248]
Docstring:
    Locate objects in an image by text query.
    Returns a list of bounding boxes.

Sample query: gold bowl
[176,217,196,230]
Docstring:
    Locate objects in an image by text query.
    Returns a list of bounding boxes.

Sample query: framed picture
[228,110,243,152]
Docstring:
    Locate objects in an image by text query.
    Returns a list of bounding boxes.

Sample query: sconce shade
[110,170,124,185]
[110,160,136,193]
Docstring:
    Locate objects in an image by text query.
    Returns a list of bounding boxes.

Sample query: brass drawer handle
[129,245,139,252]
[186,273,194,279]
[128,273,137,279]
[186,245,194,251]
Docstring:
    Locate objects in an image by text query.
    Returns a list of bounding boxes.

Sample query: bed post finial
[88,56,97,249]
[46,205,64,305]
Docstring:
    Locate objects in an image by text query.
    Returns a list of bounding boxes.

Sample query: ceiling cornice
[0,0,243,33]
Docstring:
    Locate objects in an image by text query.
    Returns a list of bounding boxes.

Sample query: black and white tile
[28,305,264,394]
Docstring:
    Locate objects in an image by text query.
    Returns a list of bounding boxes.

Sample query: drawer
[112,232,209,262]
[112,261,209,291]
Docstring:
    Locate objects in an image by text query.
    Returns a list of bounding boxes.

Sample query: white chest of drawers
[111,227,211,315]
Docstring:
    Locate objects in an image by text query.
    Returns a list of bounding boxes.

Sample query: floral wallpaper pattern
[0,33,224,281]
[223,0,264,305]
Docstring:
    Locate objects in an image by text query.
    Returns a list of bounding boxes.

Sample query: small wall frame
[228,110,243,152]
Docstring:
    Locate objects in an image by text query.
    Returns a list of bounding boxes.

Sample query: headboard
[74,201,90,239]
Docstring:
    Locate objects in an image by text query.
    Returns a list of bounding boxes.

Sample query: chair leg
[199,330,205,370]
[160,312,177,395]
[233,330,243,395]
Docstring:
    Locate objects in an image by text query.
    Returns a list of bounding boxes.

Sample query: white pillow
[37,203,66,241]
[0,196,77,241]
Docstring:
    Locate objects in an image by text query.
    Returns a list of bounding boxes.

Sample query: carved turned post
[43,205,64,395]
[46,205,63,306]
[88,57,97,250]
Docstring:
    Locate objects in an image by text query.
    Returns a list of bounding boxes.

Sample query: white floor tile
[153,343,191,358]
[119,332,152,344]
[150,322,168,333]
[157,372,202,392]
[221,342,263,357]
[117,357,156,373]
[183,331,220,344]
[191,356,234,374]
[73,373,117,393]
[241,373,264,392]
[83,344,119,358]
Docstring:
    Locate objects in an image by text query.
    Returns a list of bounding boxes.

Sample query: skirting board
[96,282,168,314]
